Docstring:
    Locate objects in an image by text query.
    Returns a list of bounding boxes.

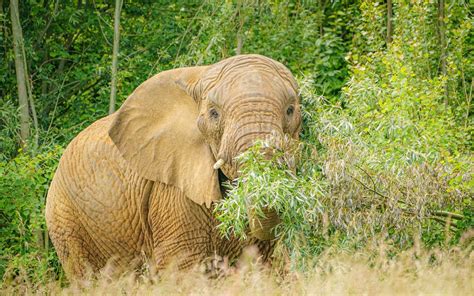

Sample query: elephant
[45,54,301,279]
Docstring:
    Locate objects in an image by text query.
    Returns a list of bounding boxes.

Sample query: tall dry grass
[2,233,472,296]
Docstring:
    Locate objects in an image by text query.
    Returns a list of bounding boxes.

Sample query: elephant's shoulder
[61,115,123,168]
[67,115,116,152]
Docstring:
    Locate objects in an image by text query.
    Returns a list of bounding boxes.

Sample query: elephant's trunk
[219,104,285,240]
[249,207,280,241]
[236,125,282,241]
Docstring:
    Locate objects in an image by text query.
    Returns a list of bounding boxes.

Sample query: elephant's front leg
[148,182,213,270]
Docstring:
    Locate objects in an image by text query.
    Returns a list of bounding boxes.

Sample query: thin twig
[432,210,464,220]
[349,173,389,200]
[430,216,458,232]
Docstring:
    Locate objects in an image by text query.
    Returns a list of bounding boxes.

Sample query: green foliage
[0,147,64,283]
[216,88,471,269]
[0,101,20,161]
[350,1,387,58]
[215,142,324,237]
[346,48,463,167]
[176,1,353,97]
[215,0,473,270]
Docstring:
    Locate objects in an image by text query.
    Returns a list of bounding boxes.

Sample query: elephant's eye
[286,105,295,116]
[209,108,219,120]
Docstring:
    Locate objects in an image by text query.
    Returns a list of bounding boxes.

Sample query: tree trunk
[438,0,448,106]
[236,34,243,55]
[1,0,6,74]
[319,0,326,36]
[236,1,244,55]
[109,0,122,114]
[10,0,30,146]
[23,44,39,150]
[386,0,393,44]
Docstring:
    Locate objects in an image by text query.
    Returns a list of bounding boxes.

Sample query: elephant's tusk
[213,159,225,170]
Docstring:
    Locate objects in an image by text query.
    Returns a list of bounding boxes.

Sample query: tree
[10,0,29,146]
[386,0,393,44]
[109,0,123,114]
[235,0,244,55]
[437,0,448,105]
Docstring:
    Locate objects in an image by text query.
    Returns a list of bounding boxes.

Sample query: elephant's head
[109,54,301,240]
[180,54,301,180]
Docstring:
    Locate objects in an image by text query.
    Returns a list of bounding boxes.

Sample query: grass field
[2,234,472,295]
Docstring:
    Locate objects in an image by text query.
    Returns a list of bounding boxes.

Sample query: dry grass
[2,234,472,296]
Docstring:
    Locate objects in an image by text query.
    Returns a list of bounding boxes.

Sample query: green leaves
[0,147,63,280]
[214,140,326,268]
[215,7,473,265]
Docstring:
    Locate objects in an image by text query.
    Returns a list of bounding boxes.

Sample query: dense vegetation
[0,0,472,290]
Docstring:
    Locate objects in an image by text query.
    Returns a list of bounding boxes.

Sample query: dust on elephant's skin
[45,54,301,279]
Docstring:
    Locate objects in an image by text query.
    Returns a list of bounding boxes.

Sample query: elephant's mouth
[217,168,231,198]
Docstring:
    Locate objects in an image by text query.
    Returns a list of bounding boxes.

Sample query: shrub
[0,147,64,284]
[215,29,473,269]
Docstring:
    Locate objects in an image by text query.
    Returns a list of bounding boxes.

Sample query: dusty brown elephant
[45,54,301,279]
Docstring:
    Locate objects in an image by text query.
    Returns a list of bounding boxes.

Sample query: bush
[215,6,473,268]
[0,147,64,284]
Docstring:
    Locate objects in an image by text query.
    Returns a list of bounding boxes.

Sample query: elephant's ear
[108,66,221,207]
